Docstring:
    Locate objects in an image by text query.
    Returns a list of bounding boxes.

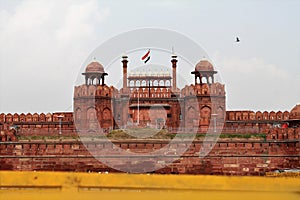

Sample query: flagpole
[137,89,139,126]
[148,80,150,97]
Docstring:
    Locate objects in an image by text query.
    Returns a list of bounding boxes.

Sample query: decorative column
[171,54,177,91]
[122,55,128,90]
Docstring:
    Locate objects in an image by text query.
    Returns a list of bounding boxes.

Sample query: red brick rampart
[1,137,299,175]
[0,111,296,137]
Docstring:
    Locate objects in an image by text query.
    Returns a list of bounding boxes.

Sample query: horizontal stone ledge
[1,155,299,159]
[0,139,299,145]
[13,121,73,125]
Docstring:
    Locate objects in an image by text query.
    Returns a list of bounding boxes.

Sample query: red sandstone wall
[1,109,293,136]
[1,131,299,175]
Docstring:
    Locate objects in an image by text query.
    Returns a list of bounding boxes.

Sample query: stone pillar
[171,54,177,91]
[102,75,105,86]
[200,74,203,85]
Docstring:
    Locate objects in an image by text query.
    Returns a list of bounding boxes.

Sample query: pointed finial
[122,53,128,60]
[171,47,177,58]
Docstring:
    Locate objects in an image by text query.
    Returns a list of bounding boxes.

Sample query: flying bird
[236,37,240,42]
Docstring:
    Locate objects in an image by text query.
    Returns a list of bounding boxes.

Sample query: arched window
[200,106,211,124]
[87,108,96,121]
[141,80,147,86]
[136,80,140,87]
[149,80,153,86]
[75,108,82,120]
[130,80,134,87]
[165,80,170,87]
[103,108,111,120]
[217,107,224,119]
[159,80,164,86]
[188,107,196,119]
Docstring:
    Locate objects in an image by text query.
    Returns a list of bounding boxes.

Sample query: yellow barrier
[266,172,300,177]
[0,171,300,200]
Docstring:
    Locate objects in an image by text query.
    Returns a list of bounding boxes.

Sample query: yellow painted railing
[0,171,299,200]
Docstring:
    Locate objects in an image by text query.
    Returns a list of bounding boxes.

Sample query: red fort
[0,54,299,175]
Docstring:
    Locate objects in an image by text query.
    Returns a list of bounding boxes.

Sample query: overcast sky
[0,0,299,114]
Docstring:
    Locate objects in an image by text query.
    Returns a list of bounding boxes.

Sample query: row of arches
[195,75,215,85]
[85,75,106,86]
[128,79,171,87]
[75,107,112,121]
[74,82,225,99]
[130,88,173,98]
[74,107,112,130]
[186,106,224,121]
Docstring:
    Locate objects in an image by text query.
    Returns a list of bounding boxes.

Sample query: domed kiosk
[82,60,108,85]
[191,59,217,84]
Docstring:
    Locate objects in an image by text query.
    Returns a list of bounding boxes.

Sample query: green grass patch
[219,133,266,139]
[107,130,267,140]
[17,135,80,141]
[16,131,267,141]
[107,128,170,139]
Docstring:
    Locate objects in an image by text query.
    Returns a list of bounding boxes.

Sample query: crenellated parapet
[0,112,75,136]
[181,82,225,97]
[0,112,73,124]
[223,109,299,134]
[226,110,290,121]
[74,84,120,98]
[209,83,226,96]
[180,85,195,97]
